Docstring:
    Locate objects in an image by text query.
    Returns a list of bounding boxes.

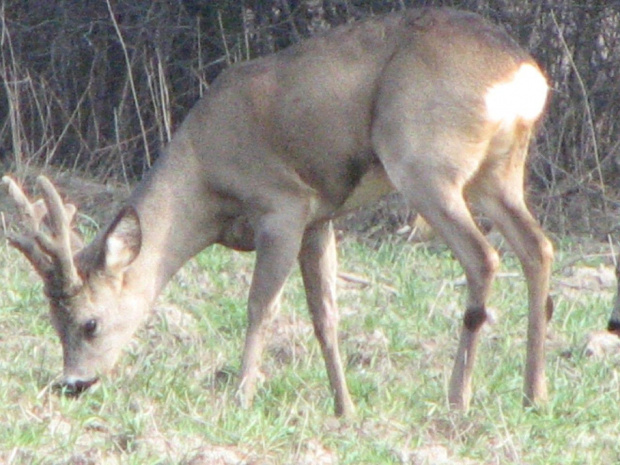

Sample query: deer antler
[3,175,83,298]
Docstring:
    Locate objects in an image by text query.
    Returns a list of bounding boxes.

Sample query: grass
[1,232,620,464]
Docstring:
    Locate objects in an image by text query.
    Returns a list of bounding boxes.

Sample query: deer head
[3,175,143,394]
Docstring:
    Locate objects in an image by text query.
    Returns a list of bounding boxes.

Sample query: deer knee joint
[463,306,487,332]
[545,295,554,322]
[485,249,500,279]
[541,236,554,263]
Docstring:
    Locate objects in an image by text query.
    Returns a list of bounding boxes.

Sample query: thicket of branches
[1,0,619,235]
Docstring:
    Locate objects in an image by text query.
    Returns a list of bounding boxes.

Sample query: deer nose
[55,376,99,397]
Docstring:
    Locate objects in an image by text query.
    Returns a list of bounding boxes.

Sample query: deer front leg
[299,221,355,418]
[237,211,305,409]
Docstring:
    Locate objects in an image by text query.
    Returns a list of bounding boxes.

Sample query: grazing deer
[3,8,552,417]
[608,263,620,336]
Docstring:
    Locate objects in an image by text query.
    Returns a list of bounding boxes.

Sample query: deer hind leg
[299,221,355,417]
[373,129,498,410]
[477,168,553,407]
[237,207,307,409]
[382,171,497,409]
[413,186,499,411]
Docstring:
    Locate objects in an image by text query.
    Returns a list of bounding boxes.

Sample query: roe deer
[608,263,620,336]
[3,7,552,417]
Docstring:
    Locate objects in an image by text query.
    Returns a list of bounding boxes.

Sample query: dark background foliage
[1,0,619,236]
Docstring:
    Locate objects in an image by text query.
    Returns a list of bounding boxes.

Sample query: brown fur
[4,8,552,416]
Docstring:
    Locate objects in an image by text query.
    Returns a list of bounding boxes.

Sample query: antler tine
[2,176,46,230]
[2,175,83,297]
[35,175,84,296]
[2,176,54,279]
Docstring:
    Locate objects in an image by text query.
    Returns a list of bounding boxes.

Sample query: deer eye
[83,319,99,338]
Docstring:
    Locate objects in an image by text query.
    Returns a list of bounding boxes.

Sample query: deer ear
[103,207,142,275]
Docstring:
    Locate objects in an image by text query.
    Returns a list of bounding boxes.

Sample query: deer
[3,7,553,417]
[608,263,620,336]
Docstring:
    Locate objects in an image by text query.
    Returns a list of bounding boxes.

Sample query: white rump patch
[485,63,548,125]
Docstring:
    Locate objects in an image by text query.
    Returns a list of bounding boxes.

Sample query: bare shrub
[1,0,619,235]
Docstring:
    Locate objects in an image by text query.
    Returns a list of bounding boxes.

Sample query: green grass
[1,235,620,464]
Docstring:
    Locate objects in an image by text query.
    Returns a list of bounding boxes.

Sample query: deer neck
[123,143,216,306]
